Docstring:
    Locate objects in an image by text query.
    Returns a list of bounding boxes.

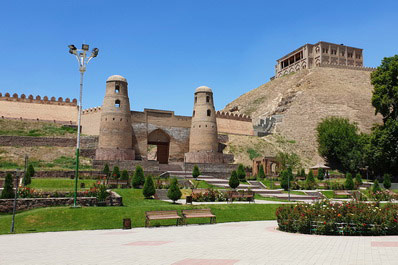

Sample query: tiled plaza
[1,221,398,265]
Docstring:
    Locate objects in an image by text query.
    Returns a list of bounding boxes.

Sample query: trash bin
[123,218,132,229]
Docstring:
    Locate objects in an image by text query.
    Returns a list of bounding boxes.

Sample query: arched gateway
[147,129,170,164]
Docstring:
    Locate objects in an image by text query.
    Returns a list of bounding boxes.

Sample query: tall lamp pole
[68,44,99,207]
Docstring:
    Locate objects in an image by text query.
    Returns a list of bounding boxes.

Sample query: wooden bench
[102,179,130,188]
[227,190,255,203]
[145,210,182,227]
[182,209,216,224]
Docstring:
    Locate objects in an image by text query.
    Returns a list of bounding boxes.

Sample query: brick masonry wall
[0,99,78,123]
[0,191,122,213]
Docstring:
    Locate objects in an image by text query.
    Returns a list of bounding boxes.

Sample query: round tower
[184,86,223,164]
[95,75,135,161]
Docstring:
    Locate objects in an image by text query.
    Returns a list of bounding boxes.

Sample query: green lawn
[27,178,97,191]
[321,190,351,199]
[0,189,283,234]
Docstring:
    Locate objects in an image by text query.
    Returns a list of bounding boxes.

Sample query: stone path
[1,221,398,264]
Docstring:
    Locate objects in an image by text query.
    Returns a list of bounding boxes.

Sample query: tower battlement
[0,92,77,106]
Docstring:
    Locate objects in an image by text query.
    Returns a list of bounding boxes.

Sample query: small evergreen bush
[192,165,200,179]
[132,165,145,188]
[317,168,325,180]
[373,179,382,193]
[121,170,129,181]
[229,170,240,189]
[383,174,392,189]
[167,177,182,203]
[23,164,35,186]
[280,168,293,191]
[355,173,363,187]
[1,173,14,199]
[143,175,156,199]
[345,173,354,190]
[103,163,110,178]
[111,166,120,179]
[257,165,266,179]
[237,164,246,182]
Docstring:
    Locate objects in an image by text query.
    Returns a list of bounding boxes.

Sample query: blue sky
[0,0,397,116]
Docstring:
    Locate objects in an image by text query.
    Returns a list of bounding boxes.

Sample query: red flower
[394,219,397,223]
[323,221,326,225]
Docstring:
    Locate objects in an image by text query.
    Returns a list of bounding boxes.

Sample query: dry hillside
[223,67,382,166]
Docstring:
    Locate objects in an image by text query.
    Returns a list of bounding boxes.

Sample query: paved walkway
[1,221,398,265]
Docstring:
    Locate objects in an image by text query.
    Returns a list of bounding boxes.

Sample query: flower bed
[276,201,398,236]
[192,189,228,202]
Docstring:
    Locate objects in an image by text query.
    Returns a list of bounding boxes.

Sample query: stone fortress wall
[0,92,78,124]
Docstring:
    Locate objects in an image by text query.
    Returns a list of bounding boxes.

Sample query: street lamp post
[10,169,21,233]
[286,164,291,202]
[68,44,99,207]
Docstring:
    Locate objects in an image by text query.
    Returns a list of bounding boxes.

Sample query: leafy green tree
[103,163,110,178]
[316,117,364,173]
[23,164,35,186]
[1,173,14,199]
[192,165,200,179]
[365,119,398,176]
[317,168,325,181]
[143,175,156,199]
[372,179,382,193]
[237,164,246,182]
[354,173,363,187]
[344,173,354,190]
[121,170,129,181]
[167,177,182,203]
[371,55,398,123]
[229,170,240,189]
[111,166,120,179]
[257,165,266,179]
[383,174,392,189]
[276,152,301,171]
[132,165,145,188]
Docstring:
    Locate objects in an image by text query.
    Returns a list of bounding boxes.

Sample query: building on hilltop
[274,41,363,78]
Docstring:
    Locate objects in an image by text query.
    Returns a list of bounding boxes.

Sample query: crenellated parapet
[82,106,102,114]
[0,92,77,106]
[216,111,252,122]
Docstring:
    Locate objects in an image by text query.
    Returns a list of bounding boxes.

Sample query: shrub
[345,173,354,190]
[192,189,227,202]
[355,173,363,187]
[229,170,240,189]
[280,168,293,191]
[111,166,120,179]
[143,175,156,199]
[373,179,382,193]
[121,170,129,181]
[383,174,392,189]
[167,178,182,203]
[103,163,110,178]
[95,183,109,202]
[237,164,246,181]
[1,173,14,199]
[257,165,266,179]
[132,165,145,188]
[317,168,325,180]
[192,165,200,179]
[276,201,398,236]
[23,164,35,186]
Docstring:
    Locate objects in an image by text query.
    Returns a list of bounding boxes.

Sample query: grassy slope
[27,178,97,191]
[0,189,282,234]
[0,119,77,137]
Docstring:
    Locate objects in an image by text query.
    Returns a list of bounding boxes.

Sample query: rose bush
[276,201,398,236]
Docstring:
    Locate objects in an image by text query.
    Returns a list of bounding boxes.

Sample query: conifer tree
[167,177,182,203]
[317,168,325,180]
[121,170,129,180]
[132,165,145,188]
[383,174,392,189]
[344,173,354,190]
[23,164,35,186]
[1,173,14,199]
[229,170,240,189]
[257,165,266,179]
[103,163,110,178]
[143,175,156,199]
[372,179,382,193]
[237,164,246,182]
[354,173,363,187]
[111,166,120,179]
[192,165,200,179]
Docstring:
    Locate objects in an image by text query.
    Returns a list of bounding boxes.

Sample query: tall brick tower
[95,75,135,161]
[184,86,223,163]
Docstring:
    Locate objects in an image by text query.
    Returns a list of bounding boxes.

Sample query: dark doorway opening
[148,129,170,164]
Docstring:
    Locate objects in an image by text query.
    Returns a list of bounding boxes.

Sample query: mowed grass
[0,189,283,234]
[27,178,97,191]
